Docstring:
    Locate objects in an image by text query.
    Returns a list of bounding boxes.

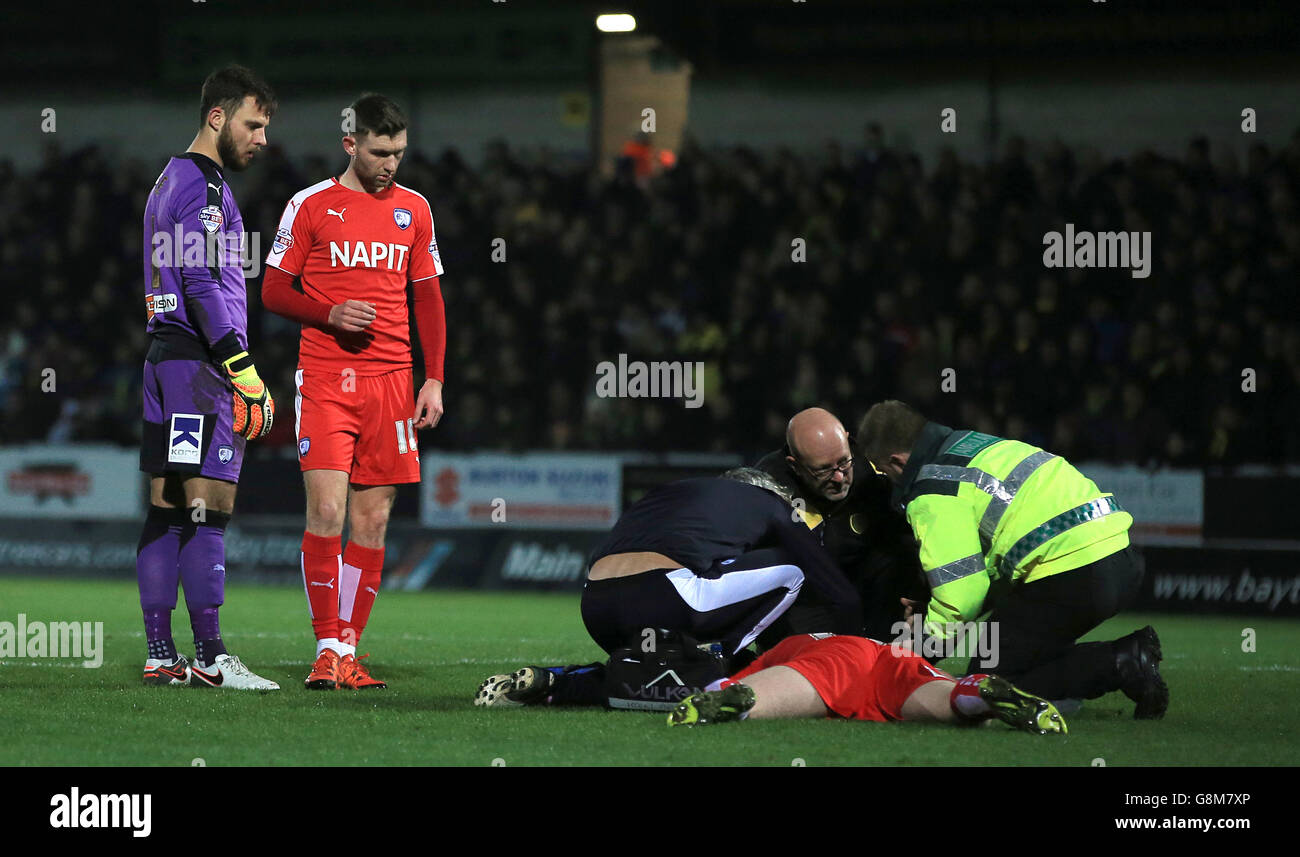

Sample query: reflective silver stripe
[978,450,1056,542]
[925,553,986,589]
[917,464,1014,503]
[918,452,1057,548]
[998,497,1123,577]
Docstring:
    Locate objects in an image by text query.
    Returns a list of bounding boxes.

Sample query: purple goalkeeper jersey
[142,152,248,353]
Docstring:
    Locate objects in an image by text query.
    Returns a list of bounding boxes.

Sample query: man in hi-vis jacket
[858,400,1168,719]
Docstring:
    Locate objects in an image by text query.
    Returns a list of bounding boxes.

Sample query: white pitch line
[0,661,98,668]
[1237,664,1300,673]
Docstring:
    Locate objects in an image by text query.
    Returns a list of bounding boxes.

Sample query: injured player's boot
[667,683,756,727]
[977,675,1067,735]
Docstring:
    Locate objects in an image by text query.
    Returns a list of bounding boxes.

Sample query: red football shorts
[731,634,953,722]
[294,367,421,485]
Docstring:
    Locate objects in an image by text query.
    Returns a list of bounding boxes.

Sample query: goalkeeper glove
[220,350,275,440]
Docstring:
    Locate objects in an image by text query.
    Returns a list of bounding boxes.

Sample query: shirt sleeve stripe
[265,260,300,277]
[925,553,986,589]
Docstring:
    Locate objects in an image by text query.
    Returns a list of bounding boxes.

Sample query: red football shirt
[265,177,444,374]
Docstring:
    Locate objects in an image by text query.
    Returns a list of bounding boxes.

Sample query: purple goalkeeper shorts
[140,357,245,482]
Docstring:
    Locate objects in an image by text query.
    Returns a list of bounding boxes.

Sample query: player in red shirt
[668,633,1068,734]
[262,93,445,690]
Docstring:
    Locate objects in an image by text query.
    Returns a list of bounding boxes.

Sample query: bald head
[785,407,854,502]
[787,408,847,461]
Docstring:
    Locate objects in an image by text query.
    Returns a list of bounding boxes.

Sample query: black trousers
[965,545,1145,700]
[581,548,805,656]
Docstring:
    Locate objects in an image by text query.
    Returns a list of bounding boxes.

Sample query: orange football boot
[337,653,387,690]
[305,648,340,690]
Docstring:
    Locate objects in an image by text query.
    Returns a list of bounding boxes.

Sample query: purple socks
[137,504,233,664]
[137,506,185,661]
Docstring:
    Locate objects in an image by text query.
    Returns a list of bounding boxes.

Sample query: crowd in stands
[2,124,1297,466]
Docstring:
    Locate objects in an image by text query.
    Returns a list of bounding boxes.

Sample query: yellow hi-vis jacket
[891,423,1132,640]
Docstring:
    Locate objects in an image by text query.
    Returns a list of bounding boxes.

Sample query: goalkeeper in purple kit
[136,66,278,690]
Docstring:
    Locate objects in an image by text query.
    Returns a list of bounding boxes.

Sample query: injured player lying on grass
[666,632,1067,734]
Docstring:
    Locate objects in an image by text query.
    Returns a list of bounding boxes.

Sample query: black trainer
[474,666,556,707]
[1115,625,1169,720]
[505,666,556,705]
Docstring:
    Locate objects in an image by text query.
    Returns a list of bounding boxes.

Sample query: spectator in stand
[2,129,1297,464]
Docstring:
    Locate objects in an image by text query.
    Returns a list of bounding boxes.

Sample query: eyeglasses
[801,456,853,481]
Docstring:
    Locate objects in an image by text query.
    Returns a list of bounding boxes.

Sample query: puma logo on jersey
[310,579,336,589]
[365,587,378,596]
[328,240,410,271]
[327,208,346,222]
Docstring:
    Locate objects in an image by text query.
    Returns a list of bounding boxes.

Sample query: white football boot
[189,653,280,691]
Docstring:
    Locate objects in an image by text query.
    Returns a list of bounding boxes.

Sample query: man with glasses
[755,407,925,643]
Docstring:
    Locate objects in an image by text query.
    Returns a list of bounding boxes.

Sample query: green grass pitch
[2,576,1296,766]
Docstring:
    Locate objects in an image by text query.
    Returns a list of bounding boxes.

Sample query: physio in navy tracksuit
[581,468,863,656]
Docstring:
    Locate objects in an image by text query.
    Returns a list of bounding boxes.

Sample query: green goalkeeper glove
[221,350,275,440]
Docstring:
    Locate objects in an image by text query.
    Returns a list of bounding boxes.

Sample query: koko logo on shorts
[168,414,204,465]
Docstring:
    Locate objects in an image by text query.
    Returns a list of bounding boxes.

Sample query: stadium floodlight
[596,13,637,33]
